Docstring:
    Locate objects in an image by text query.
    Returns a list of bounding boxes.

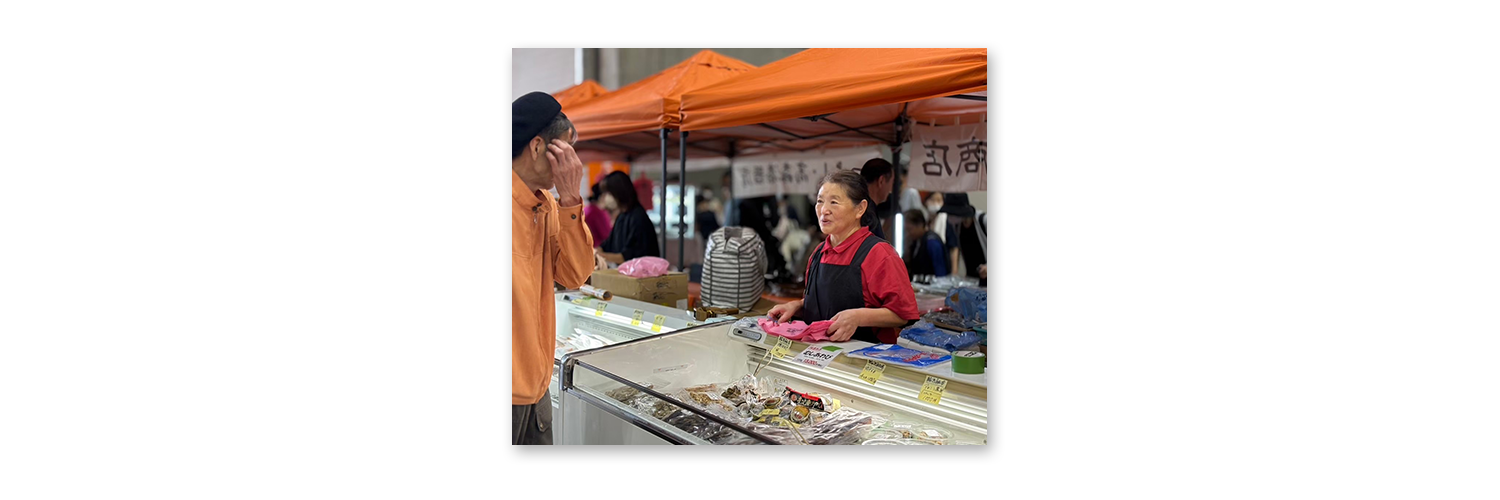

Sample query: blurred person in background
[595,171,660,266]
[902,209,948,278]
[583,181,612,247]
[859,158,895,241]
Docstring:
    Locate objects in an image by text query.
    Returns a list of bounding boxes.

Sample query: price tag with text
[859,360,887,385]
[918,376,948,406]
[630,310,644,326]
[792,345,844,369]
[651,314,666,332]
[594,301,608,317]
[770,336,793,359]
[571,298,588,305]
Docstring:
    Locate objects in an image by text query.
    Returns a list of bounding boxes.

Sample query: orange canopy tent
[680,48,987,140]
[567,50,755,142]
[552,79,609,110]
[563,50,759,268]
[678,48,987,254]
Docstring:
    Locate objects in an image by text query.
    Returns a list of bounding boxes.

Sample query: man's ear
[531,136,546,161]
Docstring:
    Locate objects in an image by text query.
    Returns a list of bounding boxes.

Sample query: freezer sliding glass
[559,321,988,445]
[546,292,736,442]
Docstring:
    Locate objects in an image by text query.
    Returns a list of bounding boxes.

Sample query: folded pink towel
[757,317,836,343]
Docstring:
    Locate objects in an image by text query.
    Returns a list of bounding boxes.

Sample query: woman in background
[595,171,660,266]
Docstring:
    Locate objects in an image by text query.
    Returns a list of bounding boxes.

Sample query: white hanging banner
[906,121,987,192]
[730,147,882,198]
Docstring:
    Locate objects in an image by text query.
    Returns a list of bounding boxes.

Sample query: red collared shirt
[803,227,920,342]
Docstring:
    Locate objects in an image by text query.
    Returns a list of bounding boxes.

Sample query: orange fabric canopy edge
[679,48,987,132]
[552,80,609,110]
[567,50,756,141]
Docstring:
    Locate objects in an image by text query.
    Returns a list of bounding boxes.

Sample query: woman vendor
[768,171,919,343]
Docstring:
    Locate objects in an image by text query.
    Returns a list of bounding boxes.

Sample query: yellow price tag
[594,301,607,317]
[859,360,887,385]
[571,298,588,305]
[651,314,666,332]
[760,408,780,416]
[630,310,644,326]
[687,321,700,327]
[770,336,793,359]
[918,376,948,406]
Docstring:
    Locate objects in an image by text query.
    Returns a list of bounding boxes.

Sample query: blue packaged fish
[847,344,951,368]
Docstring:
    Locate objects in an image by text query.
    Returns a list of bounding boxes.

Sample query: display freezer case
[549,292,729,441]
[558,321,988,445]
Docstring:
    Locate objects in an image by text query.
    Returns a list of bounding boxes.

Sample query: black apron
[801,235,885,344]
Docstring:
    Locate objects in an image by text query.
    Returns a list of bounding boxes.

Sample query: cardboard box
[589,270,688,306]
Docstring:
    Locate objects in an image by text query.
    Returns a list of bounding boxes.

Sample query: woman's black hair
[600,171,639,210]
[588,182,603,203]
[817,170,878,229]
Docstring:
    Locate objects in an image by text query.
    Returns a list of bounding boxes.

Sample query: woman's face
[815,183,865,236]
[926,192,945,210]
[601,192,619,211]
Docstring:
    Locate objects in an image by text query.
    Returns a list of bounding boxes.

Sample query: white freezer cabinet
[558,321,987,445]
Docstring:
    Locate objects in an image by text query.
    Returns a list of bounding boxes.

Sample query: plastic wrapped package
[864,428,905,441]
[799,409,874,445]
[885,421,920,439]
[847,344,951,368]
[899,321,984,352]
[618,256,670,278]
[899,439,936,445]
[613,371,878,445]
[911,425,955,445]
[733,316,762,335]
[861,439,904,445]
[945,287,987,326]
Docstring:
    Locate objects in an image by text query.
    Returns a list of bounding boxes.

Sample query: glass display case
[558,320,988,445]
[549,292,732,441]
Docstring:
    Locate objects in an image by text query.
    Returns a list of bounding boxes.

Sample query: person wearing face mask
[767,171,920,344]
[595,170,661,266]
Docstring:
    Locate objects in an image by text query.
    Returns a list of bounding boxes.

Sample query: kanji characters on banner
[905,121,987,192]
[730,148,883,198]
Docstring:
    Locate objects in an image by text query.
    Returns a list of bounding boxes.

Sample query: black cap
[513,91,563,159]
[939,192,977,218]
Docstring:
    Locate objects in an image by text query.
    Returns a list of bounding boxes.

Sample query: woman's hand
[827,309,863,342]
[768,300,802,323]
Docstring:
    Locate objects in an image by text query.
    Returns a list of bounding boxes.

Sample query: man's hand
[978,264,987,279]
[546,139,584,207]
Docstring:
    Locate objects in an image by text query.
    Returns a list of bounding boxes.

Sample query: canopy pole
[678,130,689,271]
[891,112,906,257]
[660,128,669,265]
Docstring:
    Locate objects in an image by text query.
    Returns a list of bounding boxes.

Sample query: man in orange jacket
[512,92,593,445]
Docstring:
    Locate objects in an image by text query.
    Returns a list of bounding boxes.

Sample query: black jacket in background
[600,205,660,261]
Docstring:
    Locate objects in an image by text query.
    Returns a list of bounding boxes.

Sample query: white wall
[511,48,578,100]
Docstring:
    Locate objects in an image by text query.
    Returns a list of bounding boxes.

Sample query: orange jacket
[513,170,593,405]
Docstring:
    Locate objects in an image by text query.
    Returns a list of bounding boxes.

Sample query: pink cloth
[757,317,835,343]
